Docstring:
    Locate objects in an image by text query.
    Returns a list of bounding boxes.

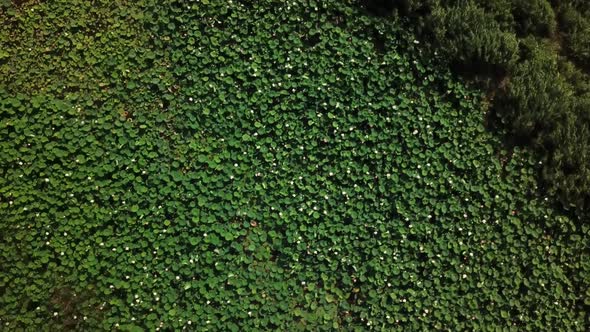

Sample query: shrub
[558,4,590,68]
[475,0,515,30]
[544,100,590,210]
[429,1,519,75]
[496,38,590,210]
[398,0,433,13]
[560,0,590,14]
[559,59,590,95]
[497,39,568,144]
[511,0,557,37]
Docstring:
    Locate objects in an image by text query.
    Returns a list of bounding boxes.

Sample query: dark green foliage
[551,62,590,208]
[558,4,590,67]
[511,0,557,36]
[392,0,590,214]
[476,0,515,30]
[498,39,566,144]
[396,0,435,14]
[495,40,589,208]
[559,0,590,14]
[546,102,590,209]
[429,1,519,75]
[360,0,396,16]
[559,60,590,95]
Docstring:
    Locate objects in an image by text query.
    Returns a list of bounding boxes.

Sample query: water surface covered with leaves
[0,0,588,330]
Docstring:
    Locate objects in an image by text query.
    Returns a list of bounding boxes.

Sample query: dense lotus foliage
[1,0,588,331]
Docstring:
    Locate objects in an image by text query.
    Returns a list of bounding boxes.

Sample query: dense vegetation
[1,0,589,330]
[363,0,590,214]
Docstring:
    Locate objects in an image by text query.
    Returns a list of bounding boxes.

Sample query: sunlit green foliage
[1,0,589,330]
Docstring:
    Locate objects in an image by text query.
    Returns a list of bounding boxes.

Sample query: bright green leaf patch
[0,0,588,331]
